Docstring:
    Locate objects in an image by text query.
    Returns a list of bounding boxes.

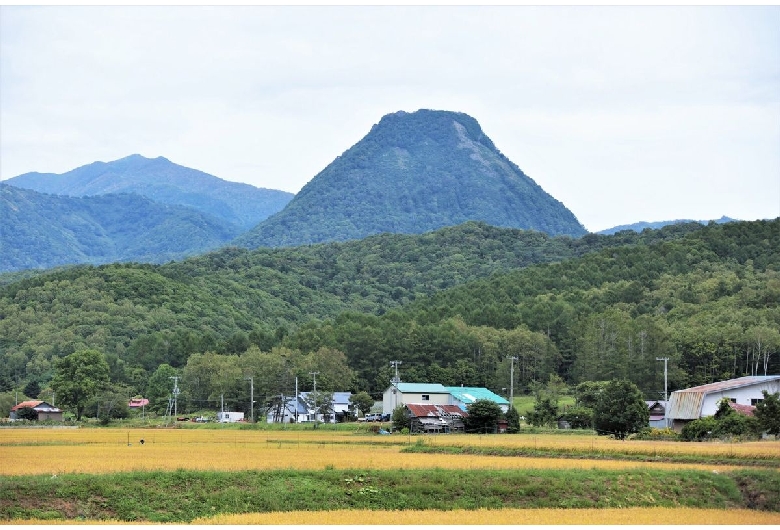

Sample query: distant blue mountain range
[598,216,738,235]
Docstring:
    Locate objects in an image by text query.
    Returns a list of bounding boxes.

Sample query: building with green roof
[382,382,509,415]
[446,386,510,413]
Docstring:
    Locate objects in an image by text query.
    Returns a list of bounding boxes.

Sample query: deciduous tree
[51,349,110,420]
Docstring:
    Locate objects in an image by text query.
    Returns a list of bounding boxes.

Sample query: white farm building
[666,375,780,431]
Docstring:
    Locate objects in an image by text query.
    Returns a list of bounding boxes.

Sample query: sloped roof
[406,404,467,418]
[11,400,43,411]
[728,402,756,416]
[446,387,509,405]
[332,392,352,404]
[667,376,780,420]
[10,400,61,412]
[395,383,449,394]
[673,376,780,394]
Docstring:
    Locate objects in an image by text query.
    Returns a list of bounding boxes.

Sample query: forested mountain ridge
[1,218,777,412]
[5,154,293,231]
[598,216,737,235]
[0,184,242,272]
[236,109,587,248]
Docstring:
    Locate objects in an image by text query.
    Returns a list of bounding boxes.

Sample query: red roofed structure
[405,404,467,434]
[128,398,150,408]
[10,400,63,421]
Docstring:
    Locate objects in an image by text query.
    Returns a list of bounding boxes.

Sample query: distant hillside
[5,154,293,230]
[237,109,586,248]
[598,216,737,235]
[0,184,241,272]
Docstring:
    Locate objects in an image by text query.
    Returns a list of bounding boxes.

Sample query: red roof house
[10,400,63,421]
[128,398,150,408]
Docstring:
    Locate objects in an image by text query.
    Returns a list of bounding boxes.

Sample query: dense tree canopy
[593,380,650,439]
[0,218,778,417]
[50,349,110,420]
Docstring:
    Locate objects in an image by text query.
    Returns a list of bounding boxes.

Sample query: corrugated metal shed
[406,404,467,418]
[667,376,780,420]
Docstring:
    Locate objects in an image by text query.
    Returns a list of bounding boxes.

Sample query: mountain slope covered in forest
[237,109,586,248]
[0,184,241,272]
[6,154,293,231]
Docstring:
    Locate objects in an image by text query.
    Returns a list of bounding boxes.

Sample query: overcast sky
[1,5,778,232]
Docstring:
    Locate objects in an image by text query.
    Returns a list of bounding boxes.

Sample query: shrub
[680,417,717,441]
[15,407,38,421]
[559,406,594,430]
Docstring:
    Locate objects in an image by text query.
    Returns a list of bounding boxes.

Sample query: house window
[421,394,430,401]
[751,398,763,406]
[729,398,736,403]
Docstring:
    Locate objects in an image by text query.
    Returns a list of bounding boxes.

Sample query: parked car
[364,413,381,422]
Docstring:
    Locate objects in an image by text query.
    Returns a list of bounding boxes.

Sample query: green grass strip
[401,443,780,468]
[1,468,777,522]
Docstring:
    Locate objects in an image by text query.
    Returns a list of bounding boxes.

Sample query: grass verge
[401,443,780,468]
[1,468,777,523]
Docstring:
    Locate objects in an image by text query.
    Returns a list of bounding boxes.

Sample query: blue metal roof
[445,387,510,405]
[395,383,449,393]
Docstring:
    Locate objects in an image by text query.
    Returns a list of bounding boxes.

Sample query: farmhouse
[666,375,780,431]
[267,395,308,423]
[382,382,508,415]
[383,383,450,414]
[405,403,468,434]
[128,398,149,409]
[266,392,354,424]
[646,400,667,428]
[9,400,63,421]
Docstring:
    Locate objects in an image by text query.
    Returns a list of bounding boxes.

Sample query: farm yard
[1,426,779,524]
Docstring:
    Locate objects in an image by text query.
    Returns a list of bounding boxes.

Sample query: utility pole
[390,360,402,412]
[169,376,180,417]
[245,376,254,423]
[507,356,518,410]
[657,357,669,427]
[295,376,299,424]
[309,372,319,424]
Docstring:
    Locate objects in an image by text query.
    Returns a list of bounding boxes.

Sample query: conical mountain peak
[237,109,585,248]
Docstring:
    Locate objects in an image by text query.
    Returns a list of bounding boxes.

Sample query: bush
[633,427,679,441]
[391,405,410,432]
[505,406,520,433]
[559,406,594,430]
[15,407,38,421]
[680,416,718,441]
[464,399,503,433]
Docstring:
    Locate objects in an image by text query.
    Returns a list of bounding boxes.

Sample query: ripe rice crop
[193,507,780,525]
[0,428,755,476]
[8,508,780,526]
[10,508,780,525]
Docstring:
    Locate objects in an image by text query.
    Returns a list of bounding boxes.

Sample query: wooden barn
[405,404,467,434]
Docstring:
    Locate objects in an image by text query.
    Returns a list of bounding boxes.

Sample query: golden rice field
[193,507,780,525]
[1,427,776,476]
[9,508,780,525]
[2,427,780,525]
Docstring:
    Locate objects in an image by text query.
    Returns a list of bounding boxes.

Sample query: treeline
[1,219,778,416]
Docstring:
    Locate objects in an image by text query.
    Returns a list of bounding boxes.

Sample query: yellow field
[3,427,780,525]
[1,427,775,476]
[9,508,780,525]
[192,507,780,525]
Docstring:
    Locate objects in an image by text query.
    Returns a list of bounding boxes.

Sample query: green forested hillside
[0,184,242,272]
[237,109,586,248]
[6,154,293,231]
[1,219,777,416]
